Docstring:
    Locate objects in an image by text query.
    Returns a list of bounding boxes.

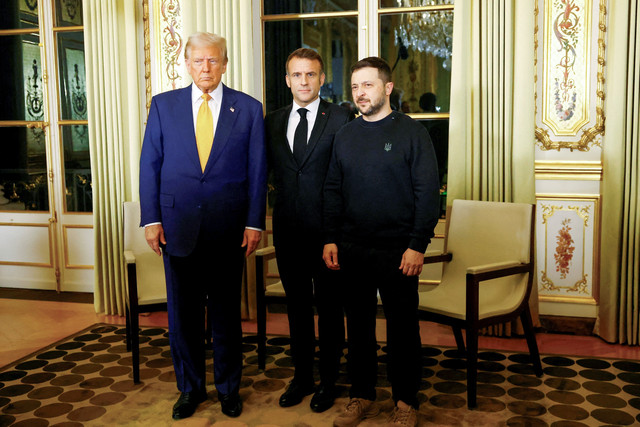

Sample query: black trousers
[339,240,422,408]
[275,241,345,386]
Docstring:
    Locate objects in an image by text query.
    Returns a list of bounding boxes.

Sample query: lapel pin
[230,107,235,112]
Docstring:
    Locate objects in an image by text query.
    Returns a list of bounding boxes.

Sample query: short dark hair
[350,57,392,84]
[286,48,324,74]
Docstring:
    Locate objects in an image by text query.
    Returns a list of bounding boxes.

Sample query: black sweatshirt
[323,111,440,253]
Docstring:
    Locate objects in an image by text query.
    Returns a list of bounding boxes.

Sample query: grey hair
[184,32,228,62]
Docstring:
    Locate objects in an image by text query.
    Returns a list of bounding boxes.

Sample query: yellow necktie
[196,93,213,172]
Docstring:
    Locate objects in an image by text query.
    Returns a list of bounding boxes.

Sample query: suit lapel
[205,84,239,173]
[300,99,330,165]
[278,106,298,167]
[176,85,201,172]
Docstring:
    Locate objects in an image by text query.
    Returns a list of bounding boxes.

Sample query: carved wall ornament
[534,0,607,151]
[537,196,599,299]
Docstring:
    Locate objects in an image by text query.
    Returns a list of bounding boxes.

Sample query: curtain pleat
[597,0,640,345]
[85,0,144,315]
[448,0,538,335]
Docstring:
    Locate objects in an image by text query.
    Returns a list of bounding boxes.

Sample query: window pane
[0,126,49,211]
[263,0,357,15]
[57,32,86,121]
[54,0,83,26]
[0,1,39,30]
[0,34,44,121]
[264,17,358,113]
[61,124,91,212]
[416,118,448,217]
[380,10,453,113]
[379,0,454,8]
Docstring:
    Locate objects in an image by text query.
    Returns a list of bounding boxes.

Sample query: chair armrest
[124,250,136,265]
[255,245,276,261]
[467,261,531,282]
[423,251,452,265]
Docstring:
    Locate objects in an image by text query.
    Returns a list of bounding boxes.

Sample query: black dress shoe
[279,380,315,408]
[310,384,336,413]
[219,392,242,417]
[172,390,208,420]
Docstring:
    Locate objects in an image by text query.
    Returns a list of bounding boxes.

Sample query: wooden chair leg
[452,326,465,351]
[465,327,478,409]
[131,305,141,384]
[256,256,267,371]
[125,304,132,352]
[521,307,543,377]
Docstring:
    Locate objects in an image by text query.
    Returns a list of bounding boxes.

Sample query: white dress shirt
[191,82,223,136]
[286,97,321,152]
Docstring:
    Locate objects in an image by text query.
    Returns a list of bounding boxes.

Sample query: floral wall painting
[535,0,607,151]
[537,196,599,303]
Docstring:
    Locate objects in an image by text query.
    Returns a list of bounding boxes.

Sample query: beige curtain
[85,0,145,315]
[448,0,538,334]
[595,0,640,344]
[182,0,260,319]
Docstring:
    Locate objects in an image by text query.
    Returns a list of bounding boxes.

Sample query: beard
[356,95,386,116]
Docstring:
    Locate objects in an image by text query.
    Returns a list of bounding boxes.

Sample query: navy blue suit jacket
[140,84,267,257]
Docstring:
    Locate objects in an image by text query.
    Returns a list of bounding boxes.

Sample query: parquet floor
[1,297,638,369]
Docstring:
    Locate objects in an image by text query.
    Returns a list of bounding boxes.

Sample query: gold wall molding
[143,0,151,112]
[0,222,53,267]
[62,224,93,269]
[535,161,602,180]
[536,194,601,302]
[534,0,607,151]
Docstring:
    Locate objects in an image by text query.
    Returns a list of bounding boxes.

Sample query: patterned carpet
[1,324,639,426]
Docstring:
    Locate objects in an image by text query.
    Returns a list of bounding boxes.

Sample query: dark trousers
[275,242,345,386]
[163,235,245,396]
[340,240,422,408]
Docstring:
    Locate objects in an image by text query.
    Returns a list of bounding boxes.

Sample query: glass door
[0,0,93,293]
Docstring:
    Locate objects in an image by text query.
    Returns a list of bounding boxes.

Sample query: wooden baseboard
[539,315,596,336]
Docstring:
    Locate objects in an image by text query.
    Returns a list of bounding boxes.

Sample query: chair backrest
[123,201,166,305]
[441,199,534,313]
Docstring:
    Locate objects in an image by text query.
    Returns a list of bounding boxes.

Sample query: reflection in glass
[57,32,86,121]
[264,18,358,113]
[0,34,43,121]
[0,127,49,211]
[379,0,454,9]
[0,1,39,30]
[380,12,452,113]
[55,0,83,26]
[61,125,91,212]
[418,118,448,217]
[263,0,357,15]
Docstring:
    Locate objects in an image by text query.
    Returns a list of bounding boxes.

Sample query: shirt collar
[291,96,321,116]
[191,83,223,105]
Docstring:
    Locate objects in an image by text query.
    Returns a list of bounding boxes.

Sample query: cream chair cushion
[419,199,532,320]
[123,201,166,305]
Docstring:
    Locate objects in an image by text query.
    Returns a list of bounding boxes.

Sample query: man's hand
[399,248,424,276]
[242,229,262,256]
[145,224,166,256]
[323,244,340,270]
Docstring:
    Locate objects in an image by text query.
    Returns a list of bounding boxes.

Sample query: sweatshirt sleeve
[408,125,441,253]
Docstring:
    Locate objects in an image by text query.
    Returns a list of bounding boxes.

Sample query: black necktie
[293,108,308,165]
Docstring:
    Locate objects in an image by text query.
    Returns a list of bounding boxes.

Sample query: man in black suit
[265,48,349,413]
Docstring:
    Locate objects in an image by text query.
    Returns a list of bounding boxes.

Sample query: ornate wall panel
[536,195,600,304]
[144,0,187,110]
[535,0,607,151]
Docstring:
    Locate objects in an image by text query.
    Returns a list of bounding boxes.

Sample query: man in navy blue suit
[139,32,266,420]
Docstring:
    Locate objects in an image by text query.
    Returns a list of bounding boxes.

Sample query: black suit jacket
[266,99,350,247]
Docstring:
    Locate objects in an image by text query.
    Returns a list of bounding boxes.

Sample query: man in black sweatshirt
[323,57,440,427]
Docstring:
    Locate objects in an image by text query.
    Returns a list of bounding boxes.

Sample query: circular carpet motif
[0,324,638,426]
